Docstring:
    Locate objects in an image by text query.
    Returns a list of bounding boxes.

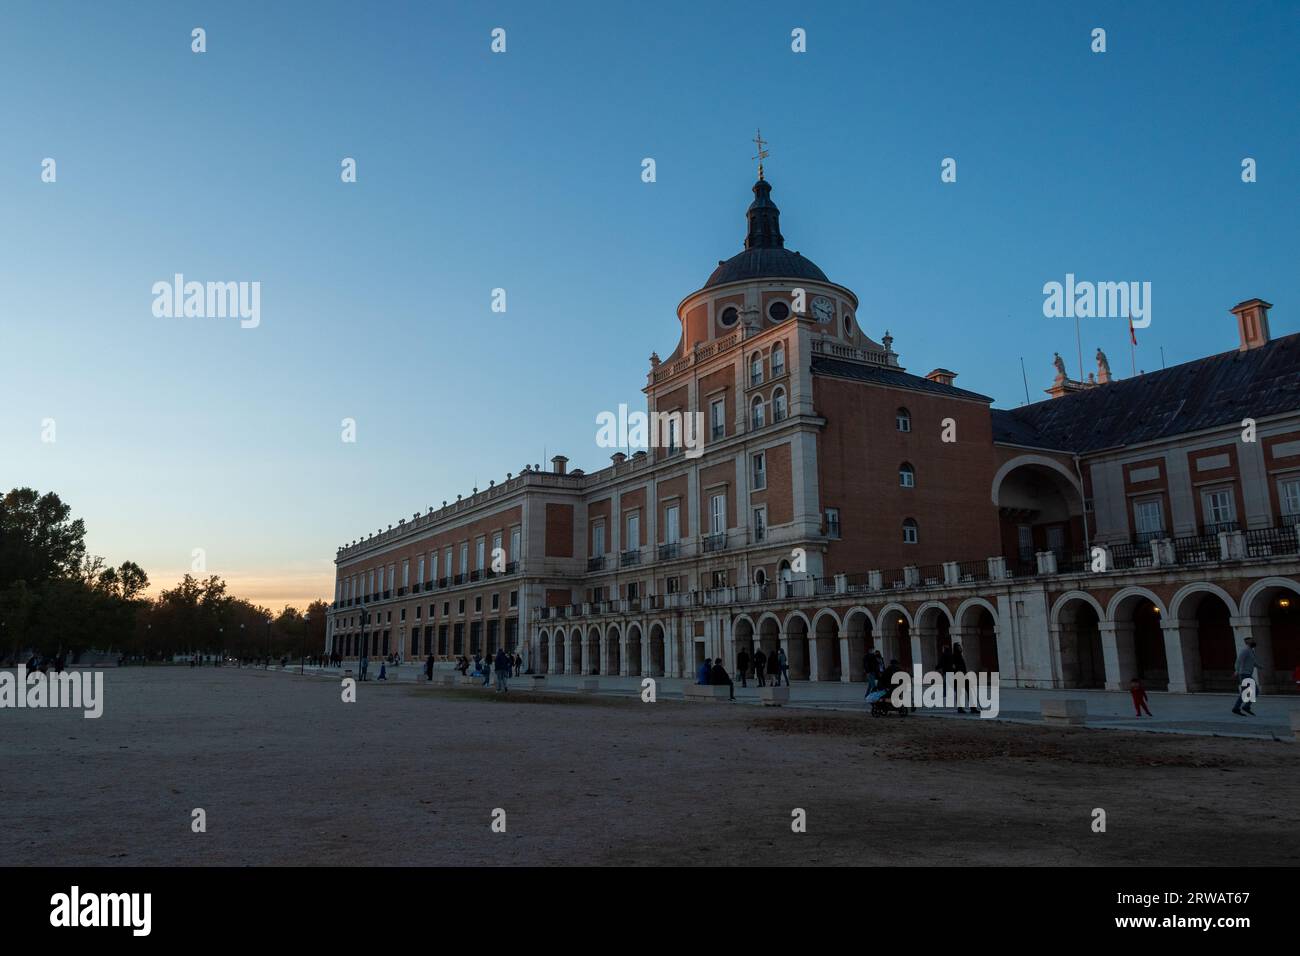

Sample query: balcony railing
[588,555,607,572]
[703,532,727,553]
[1172,534,1218,565]
[1245,525,1298,558]
[620,549,641,567]
[658,542,680,561]
[1204,520,1239,536]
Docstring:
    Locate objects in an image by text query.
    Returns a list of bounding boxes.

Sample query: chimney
[1231,298,1272,351]
[550,455,568,475]
[611,452,627,465]
[925,368,957,387]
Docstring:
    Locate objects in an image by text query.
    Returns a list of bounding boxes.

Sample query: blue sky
[2,0,1297,608]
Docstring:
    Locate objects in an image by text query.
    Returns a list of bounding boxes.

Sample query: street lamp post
[265,618,271,667]
[301,613,308,675]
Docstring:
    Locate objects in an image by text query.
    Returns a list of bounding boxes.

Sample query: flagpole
[1128,312,1137,376]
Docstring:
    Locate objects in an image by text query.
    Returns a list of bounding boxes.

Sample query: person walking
[425,653,435,682]
[775,647,788,686]
[710,658,735,701]
[513,652,523,677]
[494,647,511,693]
[951,642,972,713]
[737,647,751,688]
[753,648,767,687]
[1232,636,1261,716]
[864,648,880,694]
[1129,677,1152,717]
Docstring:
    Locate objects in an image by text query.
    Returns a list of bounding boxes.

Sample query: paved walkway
[285,664,1299,740]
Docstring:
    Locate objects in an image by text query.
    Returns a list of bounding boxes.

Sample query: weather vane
[752,128,769,180]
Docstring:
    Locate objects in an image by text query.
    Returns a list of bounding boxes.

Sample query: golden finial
[752,128,769,180]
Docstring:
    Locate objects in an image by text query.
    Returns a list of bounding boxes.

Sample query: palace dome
[703,177,828,289]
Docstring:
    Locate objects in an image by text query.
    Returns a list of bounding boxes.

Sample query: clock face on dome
[812,296,834,323]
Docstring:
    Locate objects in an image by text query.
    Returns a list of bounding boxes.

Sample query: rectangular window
[772,347,785,377]
[509,590,518,608]
[751,398,765,429]
[665,504,680,544]
[417,555,425,583]
[710,494,726,535]
[711,569,728,588]
[400,608,406,622]
[415,605,421,619]
[1134,498,1165,540]
[443,548,452,581]
[474,596,482,613]
[491,592,500,611]
[458,599,465,614]
[752,452,766,491]
[492,532,503,567]
[387,565,395,591]
[593,522,606,557]
[443,602,450,616]
[711,398,726,440]
[1280,478,1300,523]
[825,507,841,539]
[750,355,763,386]
[459,543,469,574]
[666,576,679,594]
[1203,488,1235,529]
[510,527,521,563]
[626,513,640,550]
[402,559,409,587]
[627,581,639,600]
[753,506,767,543]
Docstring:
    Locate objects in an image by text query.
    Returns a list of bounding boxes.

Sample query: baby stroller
[866,687,908,717]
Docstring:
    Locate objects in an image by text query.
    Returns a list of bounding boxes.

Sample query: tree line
[1,487,327,663]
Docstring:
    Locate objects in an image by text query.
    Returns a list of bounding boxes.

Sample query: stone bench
[683,683,732,702]
[573,677,600,693]
[1041,699,1087,726]
[758,686,790,707]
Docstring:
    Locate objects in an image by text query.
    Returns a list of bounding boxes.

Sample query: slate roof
[705,247,829,289]
[811,357,994,402]
[990,332,1300,453]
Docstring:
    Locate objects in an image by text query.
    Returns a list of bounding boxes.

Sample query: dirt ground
[3,667,1297,866]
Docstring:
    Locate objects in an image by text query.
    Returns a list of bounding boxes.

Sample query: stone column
[640,628,651,677]
[1097,621,1137,690]
[839,634,853,682]
[1160,620,1201,693]
[580,631,591,676]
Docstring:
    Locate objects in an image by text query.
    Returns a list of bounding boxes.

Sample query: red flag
[1128,314,1138,346]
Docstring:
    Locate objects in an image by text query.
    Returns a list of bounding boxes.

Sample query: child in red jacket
[1130,677,1152,717]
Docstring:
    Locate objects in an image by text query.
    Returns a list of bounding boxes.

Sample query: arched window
[902,518,919,544]
[896,408,911,432]
[899,462,915,488]
[751,395,766,429]
[754,567,768,587]
[772,387,787,422]
[750,352,763,386]
[778,559,793,597]
[771,344,786,377]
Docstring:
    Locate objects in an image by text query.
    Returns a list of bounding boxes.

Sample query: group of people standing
[733,646,790,688]
[445,649,522,692]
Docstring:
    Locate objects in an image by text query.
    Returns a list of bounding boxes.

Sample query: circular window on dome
[844,313,854,335]
[719,306,738,327]
[768,300,790,322]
